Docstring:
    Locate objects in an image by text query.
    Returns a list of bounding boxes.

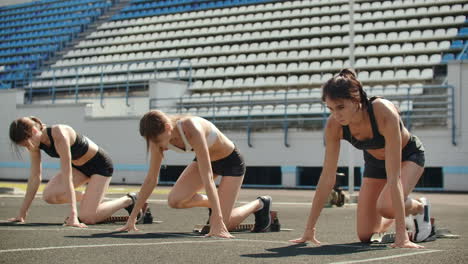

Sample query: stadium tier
[0,0,467,125]
[1,0,468,190]
[0,0,113,89]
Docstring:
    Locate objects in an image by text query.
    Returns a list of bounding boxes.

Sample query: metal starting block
[193,210,286,234]
[99,203,156,224]
[370,218,459,244]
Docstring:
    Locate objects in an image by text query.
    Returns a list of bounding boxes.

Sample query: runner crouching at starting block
[290,69,433,248]
[117,110,273,238]
[7,116,144,227]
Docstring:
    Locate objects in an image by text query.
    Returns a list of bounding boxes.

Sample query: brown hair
[321,68,369,109]
[139,110,170,152]
[9,116,45,144]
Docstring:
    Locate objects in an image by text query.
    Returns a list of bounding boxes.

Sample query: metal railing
[150,84,456,147]
[25,57,193,106]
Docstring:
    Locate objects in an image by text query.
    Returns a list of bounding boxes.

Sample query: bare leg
[356,177,387,242]
[42,168,89,204]
[380,218,395,233]
[167,162,209,209]
[167,163,263,230]
[376,161,425,219]
[217,176,262,230]
[79,174,133,224]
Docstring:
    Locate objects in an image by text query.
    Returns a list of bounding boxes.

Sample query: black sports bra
[342,97,403,150]
[39,127,89,160]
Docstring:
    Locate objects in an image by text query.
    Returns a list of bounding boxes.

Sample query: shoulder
[180,116,204,137]
[371,98,399,119]
[371,98,400,130]
[50,124,75,141]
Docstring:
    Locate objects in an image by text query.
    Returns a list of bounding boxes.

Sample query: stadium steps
[37,0,132,71]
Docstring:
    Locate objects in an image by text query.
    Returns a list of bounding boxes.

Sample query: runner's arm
[129,141,162,222]
[304,118,341,230]
[377,102,408,239]
[53,126,77,219]
[16,150,42,220]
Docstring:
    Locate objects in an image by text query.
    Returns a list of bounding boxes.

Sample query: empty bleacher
[1,0,466,128]
[0,0,113,89]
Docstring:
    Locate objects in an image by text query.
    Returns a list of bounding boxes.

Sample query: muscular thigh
[44,168,90,194]
[80,174,111,213]
[168,162,217,202]
[400,161,424,195]
[377,160,424,207]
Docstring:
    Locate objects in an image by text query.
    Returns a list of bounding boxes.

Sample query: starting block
[99,203,158,224]
[193,210,289,234]
[370,218,459,244]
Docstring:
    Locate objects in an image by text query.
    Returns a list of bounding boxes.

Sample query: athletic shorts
[72,148,114,177]
[194,147,246,177]
[363,135,425,179]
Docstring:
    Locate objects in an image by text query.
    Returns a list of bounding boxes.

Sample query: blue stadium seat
[459,27,468,36]
[450,40,464,49]
[442,53,455,62]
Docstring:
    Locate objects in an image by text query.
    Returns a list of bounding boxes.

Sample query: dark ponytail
[9,116,45,144]
[338,68,357,79]
[322,68,369,109]
[29,116,44,130]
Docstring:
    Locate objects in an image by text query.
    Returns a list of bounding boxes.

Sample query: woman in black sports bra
[7,116,141,227]
[291,69,431,248]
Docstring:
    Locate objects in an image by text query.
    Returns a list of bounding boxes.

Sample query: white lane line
[0,227,114,231]
[330,250,443,264]
[0,238,290,253]
[325,244,374,249]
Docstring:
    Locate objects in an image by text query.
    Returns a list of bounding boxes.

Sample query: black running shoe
[125,193,138,215]
[206,208,212,225]
[252,196,272,232]
[125,192,142,221]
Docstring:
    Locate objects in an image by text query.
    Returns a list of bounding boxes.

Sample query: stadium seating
[0,0,112,89]
[1,0,466,121]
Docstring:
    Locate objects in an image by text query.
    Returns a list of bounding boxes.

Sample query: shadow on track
[0,222,62,227]
[65,231,201,239]
[241,242,387,259]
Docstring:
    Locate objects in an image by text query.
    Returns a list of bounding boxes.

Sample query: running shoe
[125,192,143,222]
[412,197,432,242]
[252,196,272,232]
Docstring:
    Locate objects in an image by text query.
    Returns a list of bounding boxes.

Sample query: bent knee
[167,197,184,209]
[42,193,61,204]
[78,214,98,225]
[357,232,372,243]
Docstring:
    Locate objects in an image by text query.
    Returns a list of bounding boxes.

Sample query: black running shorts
[194,147,246,177]
[363,135,425,179]
[72,148,114,177]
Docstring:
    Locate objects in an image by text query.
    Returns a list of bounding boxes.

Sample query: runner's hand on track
[205,221,234,239]
[116,219,139,232]
[290,228,321,245]
[7,216,25,223]
[391,238,424,249]
[64,216,87,228]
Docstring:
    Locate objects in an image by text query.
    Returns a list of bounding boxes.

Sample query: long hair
[139,110,170,153]
[9,116,45,158]
[321,68,369,109]
[9,116,44,144]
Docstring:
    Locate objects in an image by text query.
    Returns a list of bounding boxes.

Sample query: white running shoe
[413,197,432,242]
